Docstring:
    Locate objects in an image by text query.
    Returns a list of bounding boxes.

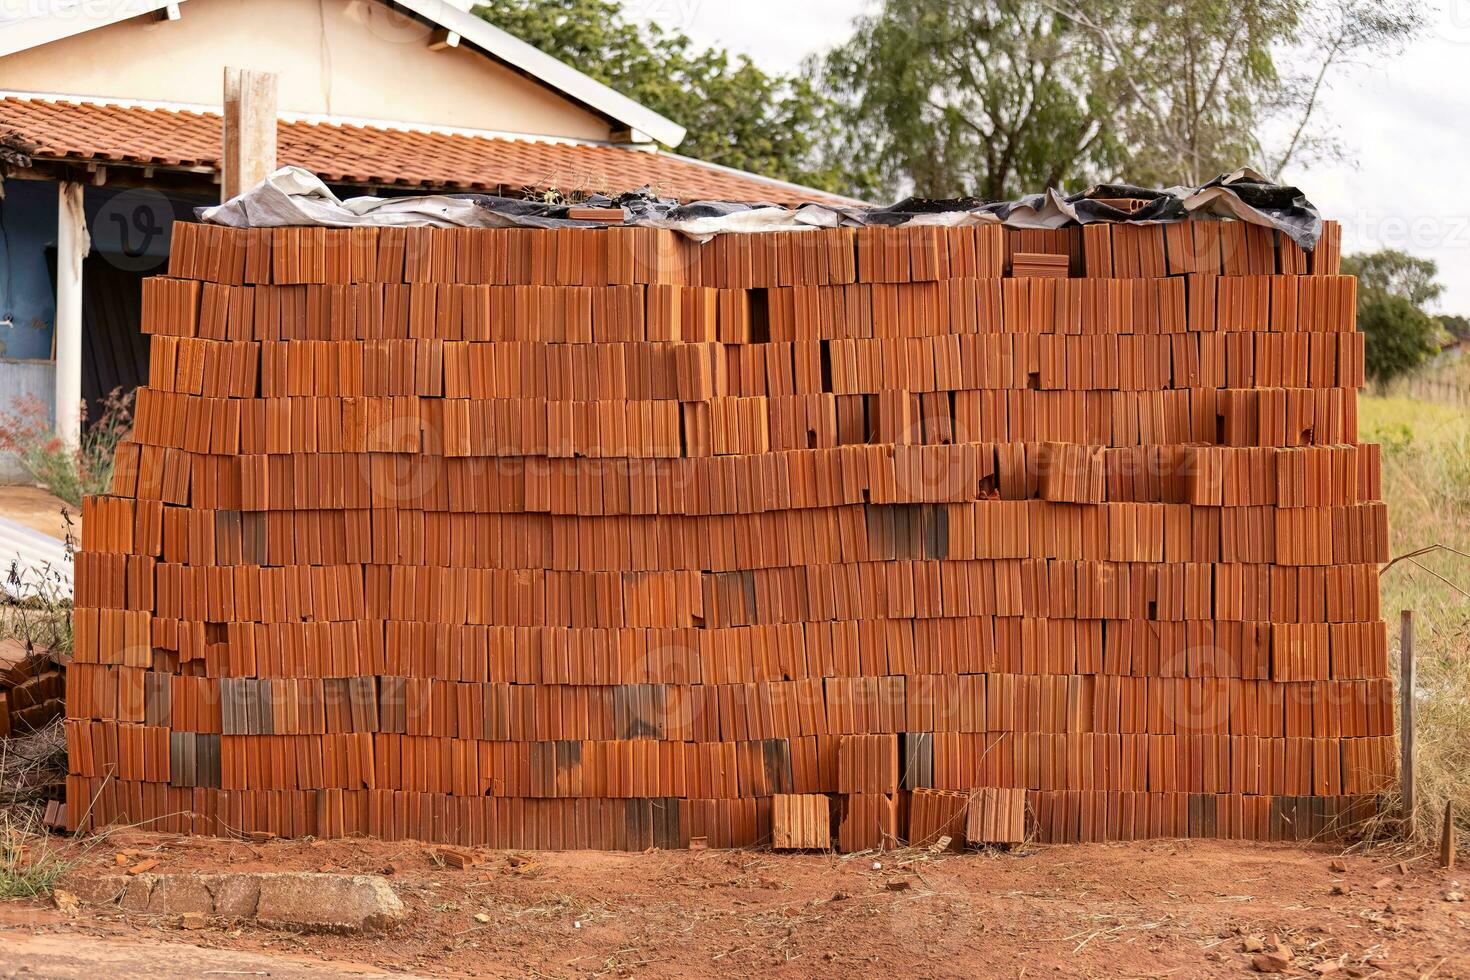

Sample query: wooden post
[54,180,88,447]
[222,67,278,202]
[1443,802,1457,869]
[1399,610,1416,825]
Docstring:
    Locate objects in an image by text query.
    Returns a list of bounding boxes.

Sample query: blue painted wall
[0,178,211,362]
[0,179,59,361]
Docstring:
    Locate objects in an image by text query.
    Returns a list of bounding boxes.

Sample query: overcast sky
[620,0,1470,314]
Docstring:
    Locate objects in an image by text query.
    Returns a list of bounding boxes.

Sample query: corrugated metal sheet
[0,361,56,484]
[79,254,149,424]
[0,514,72,599]
[42,248,151,426]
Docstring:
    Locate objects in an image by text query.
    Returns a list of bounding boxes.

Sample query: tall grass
[1,557,75,656]
[1360,376,1470,850]
[1374,348,1470,408]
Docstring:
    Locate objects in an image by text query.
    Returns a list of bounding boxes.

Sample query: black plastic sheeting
[456,170,1324,250]
[451,190,760,225]
[200,167,1325,250]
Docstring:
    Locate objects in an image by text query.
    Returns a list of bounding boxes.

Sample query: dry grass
[0,809,71,900]
[1360,373,1470,851]
[0,723,118,901]
[0,542,74,900]
[0,721,70,902]
[2,530,76,656]
[0,720,66,823]
[1373,350,1470,408]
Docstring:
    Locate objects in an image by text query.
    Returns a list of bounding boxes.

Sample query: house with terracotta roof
[0,0,855,478]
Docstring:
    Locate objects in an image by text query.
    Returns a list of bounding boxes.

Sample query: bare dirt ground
[0,485,74,541]
[1,831,1466,978]
[0,930,417,978]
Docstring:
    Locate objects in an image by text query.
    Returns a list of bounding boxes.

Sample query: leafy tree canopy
[1342,248,1444,307]
[1344,248,1450,382]
[479,0,1423,203]
[1439,313,1470,343]
[814,0,1423,200]
[475,0,842,192]
[1358,293,1443,383]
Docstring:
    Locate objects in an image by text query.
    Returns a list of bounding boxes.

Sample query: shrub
[0,388,134,507]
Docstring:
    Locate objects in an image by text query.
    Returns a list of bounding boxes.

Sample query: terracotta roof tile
[0,96,860,207]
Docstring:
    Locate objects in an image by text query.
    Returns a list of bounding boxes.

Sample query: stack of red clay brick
[1,639,65,738]
[66,214,1394,851]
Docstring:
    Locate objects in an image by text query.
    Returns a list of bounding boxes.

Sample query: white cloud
[1280,0,1470,313]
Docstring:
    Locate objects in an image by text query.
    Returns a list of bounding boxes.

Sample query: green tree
[1343,249,1448,382]
[816,0,1123,201]
[1040,0,1299,188]
[475,0,841,192]
[815,0,1423,200]
[1342,248,1443,307]
[1358,294,1443,384]
[1439,314,1470,344]
[1053,0,1424,183]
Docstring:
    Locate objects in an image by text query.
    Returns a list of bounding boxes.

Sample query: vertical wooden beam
[1443,801,1457,869]
[222,67,278,202]
[1400,609,1416,825]
[54,181,88,447]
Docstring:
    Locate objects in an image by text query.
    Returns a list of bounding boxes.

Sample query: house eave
[0,0,689,149]
[0,0,191,58]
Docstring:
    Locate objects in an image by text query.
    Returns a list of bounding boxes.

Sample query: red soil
[4,832,1466,978]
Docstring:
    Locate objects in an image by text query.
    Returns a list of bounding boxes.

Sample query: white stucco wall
[0,0,615,140]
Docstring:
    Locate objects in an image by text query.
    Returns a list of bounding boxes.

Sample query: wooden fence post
[1400,610,1416,826]
[1443,802,1457,869]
